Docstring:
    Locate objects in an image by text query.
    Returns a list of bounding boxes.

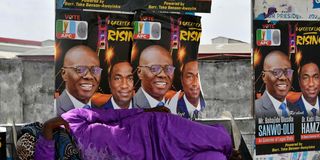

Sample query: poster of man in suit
[130,10,206,118]
[253,20,320,156]
[55,6,205,117]
[55,8,134,114]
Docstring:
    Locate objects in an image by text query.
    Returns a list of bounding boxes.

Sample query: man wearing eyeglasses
[56,45,102,116]
[176,60,205,119]
[255,50,300,118]
[133,45,175,108]
[102,61,134,109]
[295,60,320,117]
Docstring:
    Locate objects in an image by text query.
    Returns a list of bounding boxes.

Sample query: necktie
[279,103,288,117]
[311,108,317,117]
[83,104,91,109]
[192,110,199,119]
[156,102,165,107]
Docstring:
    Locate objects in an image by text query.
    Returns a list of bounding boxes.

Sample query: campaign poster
[254,20,320,155]
[130,10,205,119]
[55,9,133,104]
[56,0,212,13]
[253,0,320,20]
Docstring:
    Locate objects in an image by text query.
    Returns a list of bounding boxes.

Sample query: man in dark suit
[56,45,102,116]
[133,45,175,108]
[176,60,205,119]
[255,50,300,118]
[295,60,320,117]
[102,61,134,109]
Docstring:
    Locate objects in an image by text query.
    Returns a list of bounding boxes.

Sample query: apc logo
[256,29,281,46]
[56,20,88,40]
[133,21,161,40]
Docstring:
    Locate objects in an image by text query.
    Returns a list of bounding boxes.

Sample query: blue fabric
[19,122,43,139]
[53,129,81,160]
[19,122,81,160]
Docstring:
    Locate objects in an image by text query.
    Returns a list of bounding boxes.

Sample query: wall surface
[0,59,23,123]
[199,59,254,154]
[21,60,55,122]
[0,58,55,124]
[199,59,253,118]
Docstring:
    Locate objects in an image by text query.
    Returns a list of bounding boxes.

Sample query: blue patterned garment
[17,122,81,160]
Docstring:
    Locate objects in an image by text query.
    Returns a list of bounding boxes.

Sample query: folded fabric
[35,108,232,160]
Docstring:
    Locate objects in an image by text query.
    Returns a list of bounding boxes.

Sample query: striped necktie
[193,110,199,119]
[311,108,317,117]
[279,103,288,117]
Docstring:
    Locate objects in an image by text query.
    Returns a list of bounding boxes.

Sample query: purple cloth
[35,108,232,160]
[35,135,55,159]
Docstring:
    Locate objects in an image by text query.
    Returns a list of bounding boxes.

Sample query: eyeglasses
[263,68,294,79]
[139,65,175,76]
[63,66,103,77]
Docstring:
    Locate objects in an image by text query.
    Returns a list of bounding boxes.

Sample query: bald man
[133,45,175,108]
[56,45,102,116]
[255,50,301,118]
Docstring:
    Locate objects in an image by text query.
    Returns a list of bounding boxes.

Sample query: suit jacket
[56,90,97,116]
[133,88,152,108]
[255,91,301,118]
[56,90,74,116]
[295,96,320,117]
[177,95,205,119]
[101,98,114,110]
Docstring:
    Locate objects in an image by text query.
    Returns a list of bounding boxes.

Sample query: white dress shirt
[302,95,319,116]
[141,87,165,108]
[66,90,91,108]
[111,97,132,109]
[266,91,289,116]
[183,94,201,117]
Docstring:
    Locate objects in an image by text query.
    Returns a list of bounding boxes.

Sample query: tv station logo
[256,29,281,46]
[56,20,88,40]
[133,21,161,40]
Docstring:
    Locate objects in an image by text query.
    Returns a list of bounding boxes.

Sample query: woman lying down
[34,107,234,160]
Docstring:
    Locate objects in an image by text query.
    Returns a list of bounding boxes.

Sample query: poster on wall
[57,0,212,13]
[253,0,320,20]
[55,7,134,112]
[130,10,205,119]
[254,20,320,156]
[55,6,204,117]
